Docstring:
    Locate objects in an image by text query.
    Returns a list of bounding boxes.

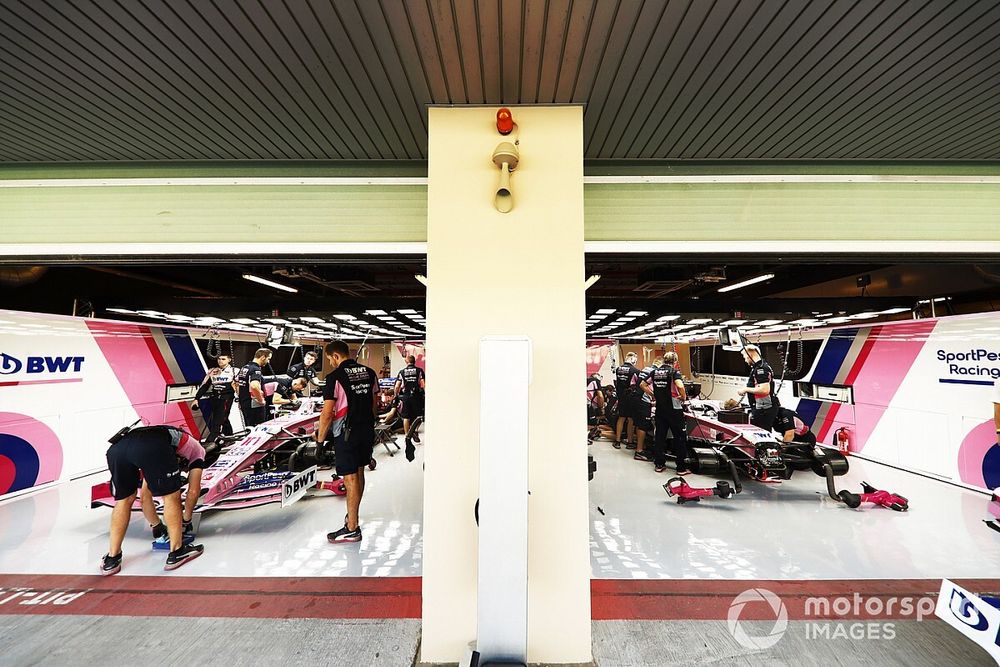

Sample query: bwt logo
[0,353,85,375]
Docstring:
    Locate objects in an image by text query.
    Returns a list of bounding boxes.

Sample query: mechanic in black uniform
[642,351,690,474]
[192,353,236,444]
[631,359,659,461]
[288,350,320,387]
[772,406,817,445]
[235,348,272,428]
[317,340,378,544]
[737,344,780,430]
[100,425,205,575]
[613,352,640,449]
[394,355,426,443]
[270,376,308,412]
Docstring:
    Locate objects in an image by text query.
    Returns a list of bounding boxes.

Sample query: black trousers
[654,409,689,468]
[204,394,234,442]
[750,405,779,431]
[239,399,267,428]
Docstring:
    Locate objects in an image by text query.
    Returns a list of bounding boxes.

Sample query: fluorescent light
[687,318,712,324]
[720,319,747,325]
[597,309,616,315]
[850,312,880,319]
[657,315,680,322]
[585,274,602,289]
[232,318,259,325]
[397,309,418,315]
[193,316,224,324]
[164,314,194,321]
[333,314,353,320]
[917,297,950,304]
[366,309,387,315]
[880,307,911,315]
[625,310,648,317]
[299,316,325,323]
[825,317,852,324]
[415,274,428,287]
[262,318,291,324]
[754,319,784,326]
[243,274,298,293]
[718,273,774,293]
[107,308,136,314]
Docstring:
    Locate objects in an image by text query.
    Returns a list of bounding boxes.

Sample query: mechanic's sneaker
[327,524,363,544]
[633,451,652,462]
[611,441,622,449]
[152,533,196,551]
[654,464,667,473]
[412,431,421,443]
[625,441,637,450]
[151,522,167,539]
[100,552,122,576]
[675,466,691,476]
[164,543,204,571]
[182,520,195,536]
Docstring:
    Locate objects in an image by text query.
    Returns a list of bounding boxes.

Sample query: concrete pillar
[421,106,591,664]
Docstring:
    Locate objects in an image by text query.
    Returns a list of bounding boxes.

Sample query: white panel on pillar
[477,336,531,663]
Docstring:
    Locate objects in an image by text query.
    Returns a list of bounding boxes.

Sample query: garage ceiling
[2,0,1000,162]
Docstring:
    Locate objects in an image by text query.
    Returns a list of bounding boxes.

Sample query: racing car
[91,398,354,515]
[662,400,909,512]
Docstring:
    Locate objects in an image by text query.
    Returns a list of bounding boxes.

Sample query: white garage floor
[0,437,425,578]
[587,436,1000,580]
[1,431,997,582]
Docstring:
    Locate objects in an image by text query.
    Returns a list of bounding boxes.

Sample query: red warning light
[496,108,514,135]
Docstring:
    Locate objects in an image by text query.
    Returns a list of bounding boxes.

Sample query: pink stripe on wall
[843,321,936,452]
[85,322,171,427]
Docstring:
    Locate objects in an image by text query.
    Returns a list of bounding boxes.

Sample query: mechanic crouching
[100,425,205,575]
[737,344,779,430]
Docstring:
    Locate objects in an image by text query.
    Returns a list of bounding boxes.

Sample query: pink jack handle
[663,477,737,504]
[315,477,347,496]
[838,481,909,511]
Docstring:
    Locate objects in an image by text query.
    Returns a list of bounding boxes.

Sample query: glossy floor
[588,438,1000,579]
[2,433,997,580]
[0,439,425,578]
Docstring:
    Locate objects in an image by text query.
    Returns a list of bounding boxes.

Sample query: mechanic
[643,351,689,474]
[192,353,236,444]
[394,355,425,444]
[587,373,604,425]
[317,340,378,544]
[100,425,205,575]
[612,352,640,449]
[271,376,308,410]
[631,358,660,462]
[772,406,817,444]
[236,348,272,428]
[288,350,320,386]
[141,426,207,548]
[736,344,780,430]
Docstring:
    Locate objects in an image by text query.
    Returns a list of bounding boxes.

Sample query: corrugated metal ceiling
[1,0,999,162]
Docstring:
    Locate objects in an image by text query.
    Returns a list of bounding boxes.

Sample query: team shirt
[638,365,656,405]
[649,366,684,410]
[322,359,377,440]
[586,377,601,406]
[614,362,639,396]
[396,364,426,396]
[746,359,777,410]
[198,364,236,398]
[288,361,318,383]
[236,361,264,402]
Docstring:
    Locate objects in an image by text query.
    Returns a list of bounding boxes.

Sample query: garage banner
[586,340,614,377]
